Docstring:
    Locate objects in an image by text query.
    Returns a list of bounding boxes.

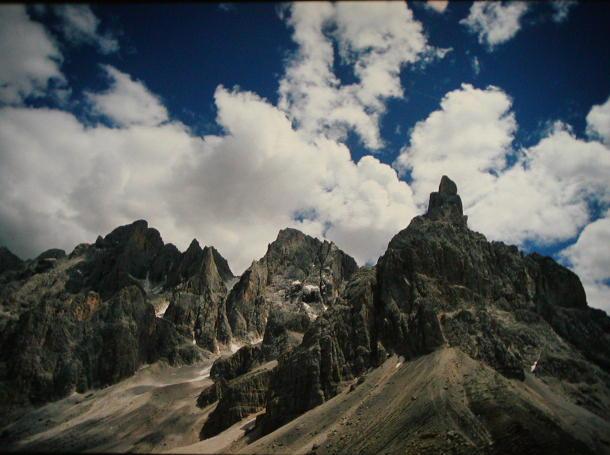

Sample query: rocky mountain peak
[426,175,467,226]
[0,246,23,275]
[186,238,202,253]
[275,227,307,242]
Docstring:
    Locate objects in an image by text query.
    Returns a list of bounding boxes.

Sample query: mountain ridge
[1,176,609,454]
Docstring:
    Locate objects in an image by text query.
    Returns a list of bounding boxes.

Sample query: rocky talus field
[0,176,609,454]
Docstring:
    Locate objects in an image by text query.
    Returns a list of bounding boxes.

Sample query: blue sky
[0,1,609,311]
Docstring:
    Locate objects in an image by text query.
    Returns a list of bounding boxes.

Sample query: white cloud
[424,1,449,14]
[54,5,119,54]
[460,1,529,49]
[278,1,438,149]
[1,1,607,315]
[586,94,610,144]
[395,85,610,248]
[560,214,610,312]
[0,5,66,104]
[551,0,577,23]
[394,83,610,311]
[85,65,169,127]
[1,2,432,271]
[395,83,517,208]
[0,73,417,271]
[468,123,610,246]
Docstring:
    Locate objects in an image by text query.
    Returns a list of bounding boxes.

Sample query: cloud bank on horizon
[0,2,609,312]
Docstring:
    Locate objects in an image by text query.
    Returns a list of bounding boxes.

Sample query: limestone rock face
[260,267,377,433]
[199,229,359,434]
[196,380,223,409]
[211,344,263,381]
[0,220,233,407]
[0,285,204,405]
[226,260,269,341]
[210,308,306,383]
[75,220,167,299]
[426,175,467,226]
[200,367,271,439]
[258,176,610,436]
[225,228,358,343]
[163,244,233,352]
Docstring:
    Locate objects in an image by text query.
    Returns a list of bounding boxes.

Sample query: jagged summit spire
[425,175,467,226]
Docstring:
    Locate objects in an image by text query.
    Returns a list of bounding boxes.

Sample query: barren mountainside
[1,176,609,454]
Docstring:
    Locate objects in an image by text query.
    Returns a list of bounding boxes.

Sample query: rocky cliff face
[0,220,235,407]
[258,176,610,435]
[260,267,378,433]
[200,367,272,439]
[192,231,359,440]
[162,241,233,352]
[0,247,23,276]
[2,177,609,454]
[0,218,360,410]
[226,228,358,342]
[0,284,204,405]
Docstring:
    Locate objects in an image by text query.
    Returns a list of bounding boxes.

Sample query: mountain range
[0,176,609,454]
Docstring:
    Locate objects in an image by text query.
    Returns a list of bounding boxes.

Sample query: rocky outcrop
[0,246,22,276]
[426,174,467,226]
[260,267,377,433]
[260,308,309,360]
[0,285,204,405]
[163,243,233,352]
[197,380,224,409]
[374,176,608,381]
[0,220,233,408]
[200,367,271,439]
[72,220,167,299]
[211,344,264,381]
[225,228,358,342]
[210,308,307,382]
[258,176,610,435]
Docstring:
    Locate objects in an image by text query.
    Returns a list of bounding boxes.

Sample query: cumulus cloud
[460,1,529,49]
[424,1,449,14]
[396,85,610,246]
[586,94,610,144]
[85,65,169,127]
[394,83,610,310]
[395,83,517,207]
[560,214,610,312]
[278,1,439,149]
[0,76,417,271]
[551,0,577,23]
[0,5,66,103]
[1,2,433,272]
[54,5,119,54]
[1,1,608,314]
[468,123,610,246]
